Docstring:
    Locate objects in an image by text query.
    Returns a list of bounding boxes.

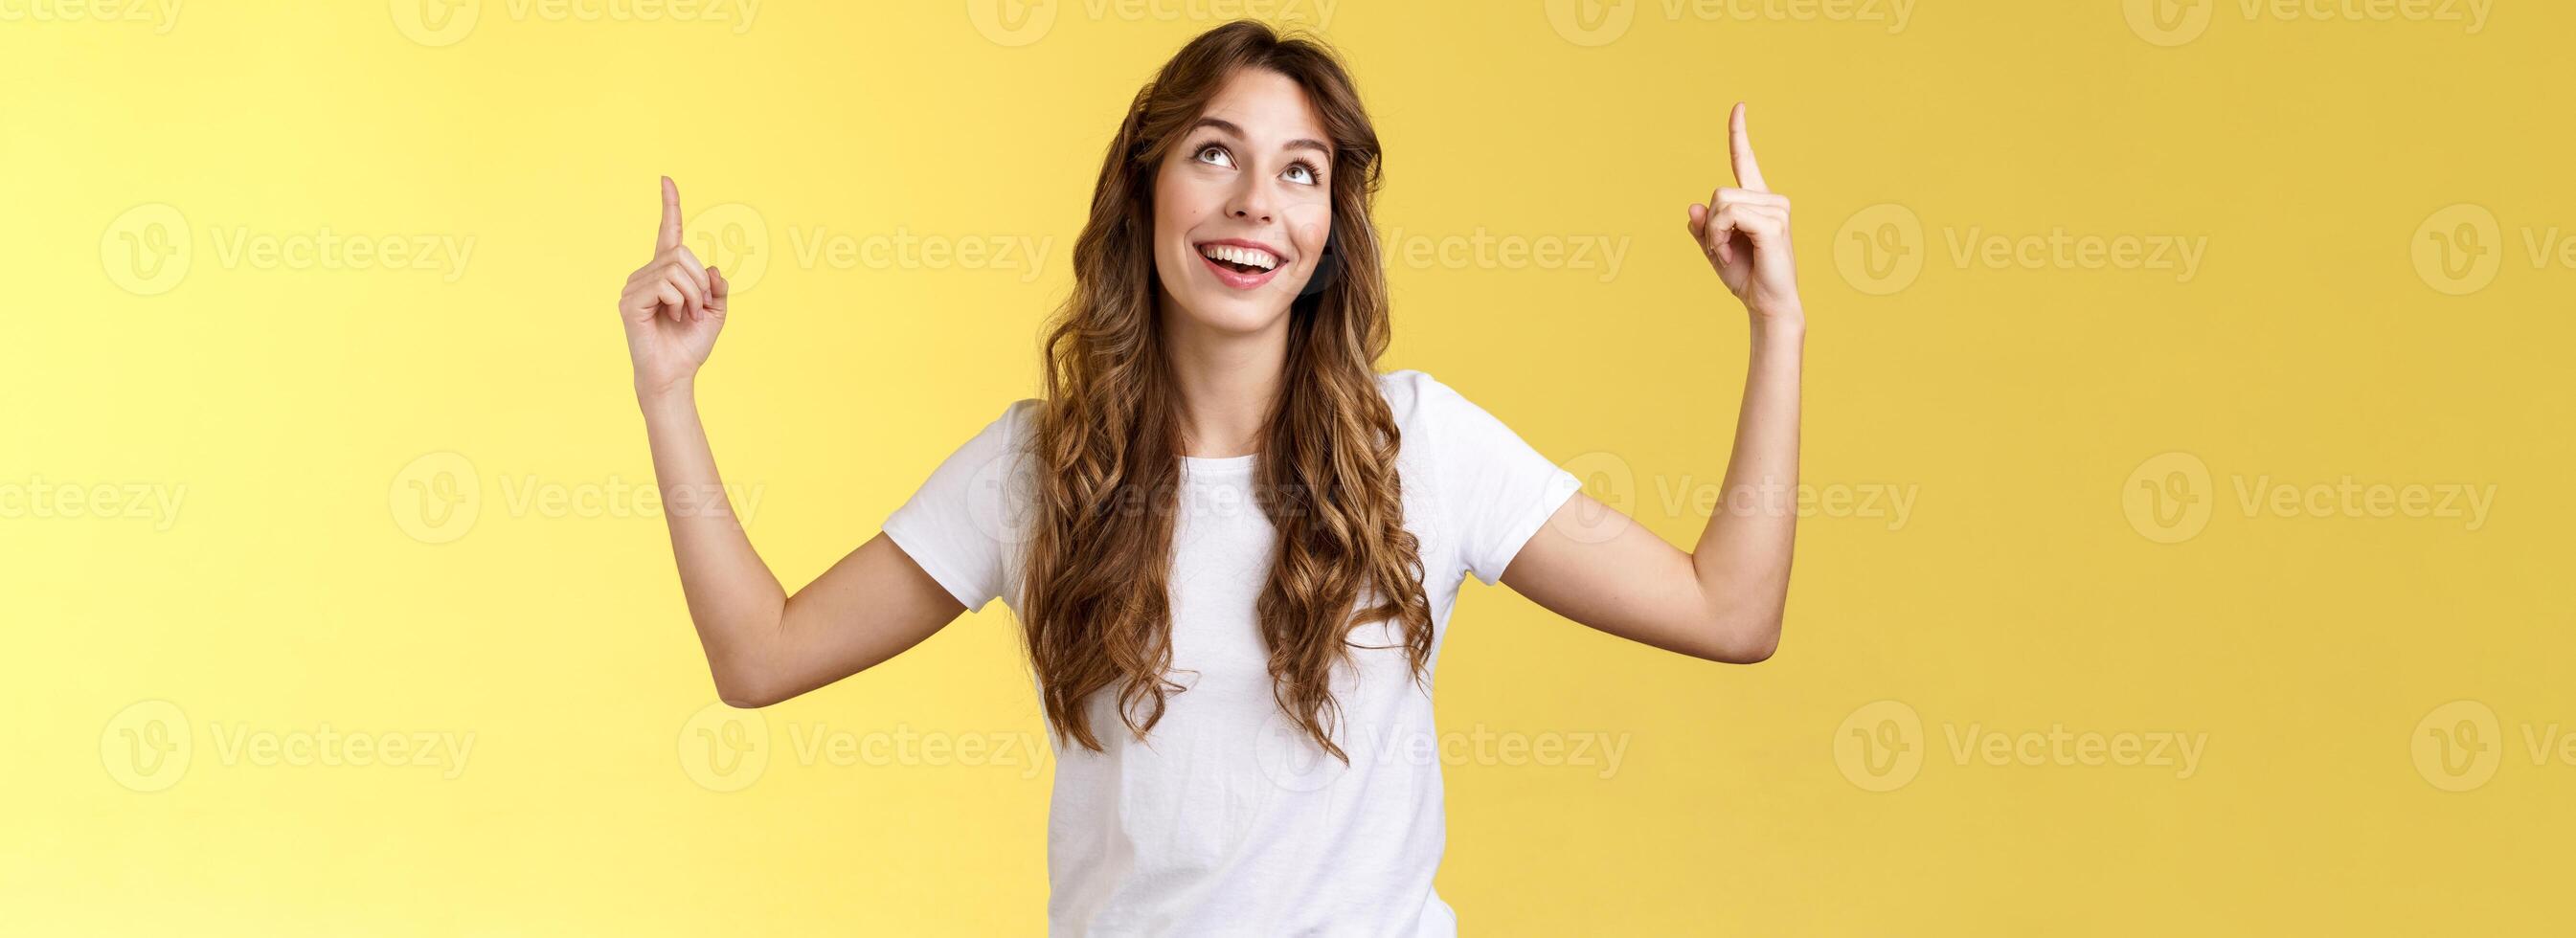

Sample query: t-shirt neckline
[1181,453,1258,473]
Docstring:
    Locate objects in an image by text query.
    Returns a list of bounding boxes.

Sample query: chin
[1173,291,1299,333]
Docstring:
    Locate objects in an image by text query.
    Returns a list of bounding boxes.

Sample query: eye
[1282,160,1321,186]
[1193,144,1234,168]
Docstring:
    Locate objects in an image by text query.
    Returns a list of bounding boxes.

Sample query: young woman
[619,21,1802,936]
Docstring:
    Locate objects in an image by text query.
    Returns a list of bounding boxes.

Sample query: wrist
[1751,310,1805,343]
[636,376,697,411]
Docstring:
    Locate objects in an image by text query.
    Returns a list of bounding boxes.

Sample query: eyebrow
[1189,117,1331,158]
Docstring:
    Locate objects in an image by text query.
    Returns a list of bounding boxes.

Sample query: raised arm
[622,177,969,707]
[1500,103,1803,664]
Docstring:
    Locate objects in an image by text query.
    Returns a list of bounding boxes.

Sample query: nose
[1226,176,1275,224]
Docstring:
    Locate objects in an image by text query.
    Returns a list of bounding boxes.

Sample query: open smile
[1195,238,1287,290]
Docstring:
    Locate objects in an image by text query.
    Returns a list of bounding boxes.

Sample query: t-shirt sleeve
[1415,373,1586,586]
[880,399,1035,614]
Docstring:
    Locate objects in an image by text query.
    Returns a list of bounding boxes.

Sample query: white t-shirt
[881,368,1583,937]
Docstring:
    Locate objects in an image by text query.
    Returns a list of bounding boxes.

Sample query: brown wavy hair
[1019,20,1428,764]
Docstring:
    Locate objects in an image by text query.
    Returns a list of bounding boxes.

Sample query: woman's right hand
[621,176,729,400]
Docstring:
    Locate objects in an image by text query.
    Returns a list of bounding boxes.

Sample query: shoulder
[1374,368,1465,431]
[984,398,1047,475]
[972,397,1047,452]
[1376,368,1511,439]
[1000,397,1045,437]
[915,397,1046,489]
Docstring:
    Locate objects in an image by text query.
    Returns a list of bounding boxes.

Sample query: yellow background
[6,0,2569,933]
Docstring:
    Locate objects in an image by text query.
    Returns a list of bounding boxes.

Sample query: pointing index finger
[1729,102,1769,192]
[658,175,685,254]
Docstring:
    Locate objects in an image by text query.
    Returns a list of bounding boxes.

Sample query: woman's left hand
[1687,102,1802,324]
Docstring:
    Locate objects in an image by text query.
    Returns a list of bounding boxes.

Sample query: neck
[1158,297,1289,459]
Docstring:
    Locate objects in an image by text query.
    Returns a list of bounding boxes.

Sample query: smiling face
[1151,67,1336,336]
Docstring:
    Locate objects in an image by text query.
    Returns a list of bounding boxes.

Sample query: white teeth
[1199,243,1278,271]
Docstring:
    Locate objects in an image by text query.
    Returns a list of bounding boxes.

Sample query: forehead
[1195,68,1328,151]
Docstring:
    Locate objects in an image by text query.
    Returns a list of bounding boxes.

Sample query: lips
[1195,238,1287,291]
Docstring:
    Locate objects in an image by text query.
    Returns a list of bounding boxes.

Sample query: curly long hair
[1018,20,1428,764]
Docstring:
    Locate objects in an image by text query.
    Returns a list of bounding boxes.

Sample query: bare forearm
[1690,316,1803,653]
[638,385,787,687]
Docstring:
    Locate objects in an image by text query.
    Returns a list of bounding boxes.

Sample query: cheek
[1155,175,1217,249]
[1283,202,1333,272]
